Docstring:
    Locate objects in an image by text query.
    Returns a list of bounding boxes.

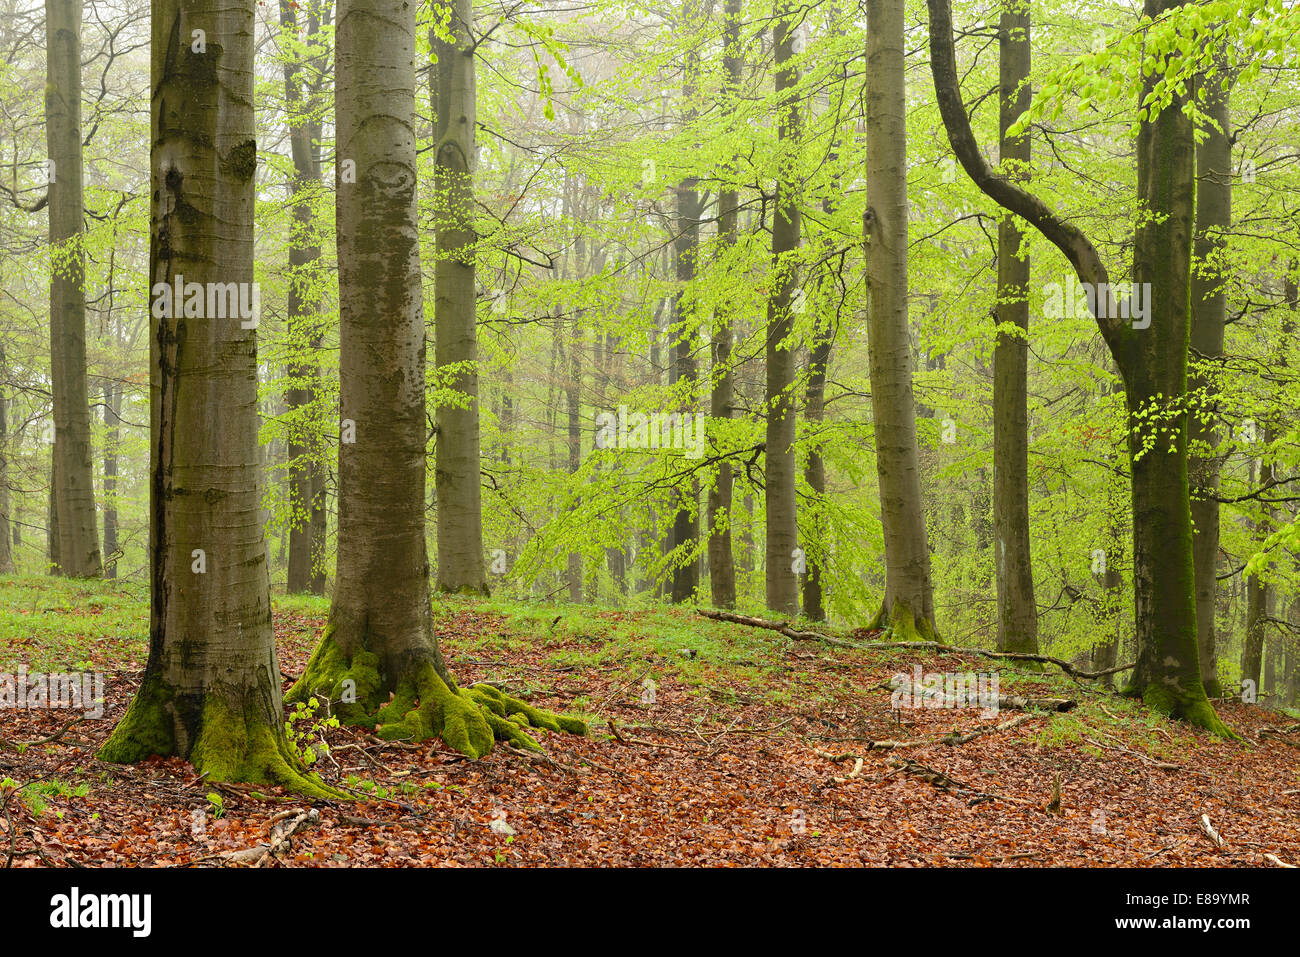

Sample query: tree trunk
[706,0,742,611]
[764,0,801,615]
[669,12,701,604]
[566,313,582,603]
[98,0,321,792]
[102,381,120,578]
[1121,6,1227,732]
[865,0,936,639]
[433,0,487,594]
[993,0,1036,653]
[289,0,583,759]
[1189,66,1231,697]
[282,0,328,596]
[45,0,100,578]
[926,0,1228,732]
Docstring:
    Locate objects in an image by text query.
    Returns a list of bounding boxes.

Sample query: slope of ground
[0,577,1296,867]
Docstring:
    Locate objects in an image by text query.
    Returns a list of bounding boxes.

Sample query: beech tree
[992,0,1037,654]
[287,0,584,756]
[45,0,100,578]
[433,0,487,595]
[865,0,938,640]
[99,0,327,792]
[928,0,1233,732]
[764,0,800,616]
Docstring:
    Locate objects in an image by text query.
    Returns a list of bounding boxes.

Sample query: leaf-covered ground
[1,577,1297,867]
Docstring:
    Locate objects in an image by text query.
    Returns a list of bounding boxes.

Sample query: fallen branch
[1198,813,1225,849]
[1264,853,1297,868]
[0,717,83,751]
[698,608,1129,681]
[696,608,863,648]
[1084,736,1181,771]
[943,713,1035,746]
[892,675,1075,713]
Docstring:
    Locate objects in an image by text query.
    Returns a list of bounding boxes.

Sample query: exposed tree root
[286,631,586,759]
[98,676,345,799]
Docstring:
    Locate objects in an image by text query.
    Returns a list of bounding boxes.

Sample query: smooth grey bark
[324,0,451,688]
[706,0,742,611]
[99,0,315,791]
[433,0,487,594]
[764,0,800,615]
[282,0,328,596]
[45,0,100,577]
[1189,66,1232,697]
[865,0,936,638]
[993,0,1036,653]
[101,380,120,578]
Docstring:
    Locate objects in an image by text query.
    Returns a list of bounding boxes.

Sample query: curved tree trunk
[927,0,1228,732]
[992,0,1036,653]
[865,0,936,639]
[99,0,323,793]
[433,0,486,595]
[45,0,100,578]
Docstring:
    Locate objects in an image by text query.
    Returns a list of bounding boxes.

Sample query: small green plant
[285,696,340,766]
[206,792,225,820]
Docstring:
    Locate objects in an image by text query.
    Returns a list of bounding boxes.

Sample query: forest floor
[0,576,1297,867]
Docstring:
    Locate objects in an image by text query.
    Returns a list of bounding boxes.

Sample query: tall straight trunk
[45,0,100,577]
[566,313,582,603]
[927,0,1229,732]
[865,0,936,638]
[0,344,12,574]
[670,7,701,604]
[993,0,1036,652]
[98,0,323,792]
[764,0,801,615]
[1242,561,1267,694]
[288,0,583,760]
[802,5,844,624]
[433,0,486,594]
[1122,0,1224,731]
[1189,67,1231,696]
[47,482,59,572]
[102,381,120,578]
[802,308,831,621]
[282,0,328,595]
[706,0,742,610]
